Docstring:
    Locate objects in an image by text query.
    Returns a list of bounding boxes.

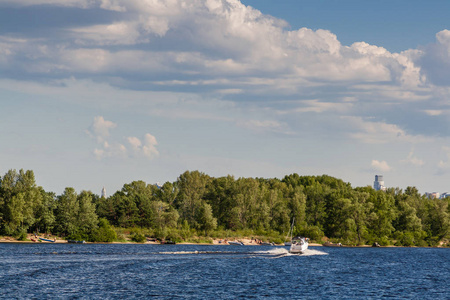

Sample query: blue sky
[242,0,450,53]
[1,0,449,196]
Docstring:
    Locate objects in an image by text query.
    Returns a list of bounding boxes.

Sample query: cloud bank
[1,0,450,193]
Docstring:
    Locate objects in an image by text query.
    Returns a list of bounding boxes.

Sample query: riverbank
[0,234,325,246]
[1,235,447,247]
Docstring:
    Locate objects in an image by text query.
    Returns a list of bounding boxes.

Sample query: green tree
[77,191,99,238]
[176,171,210,227]
[426,199,449,241]
[121,181,155,227]
[150,201,179,237]
[349,191,373,243]
[34,189,56,234]
[204,175,236,228]
[2,193,25,235]
[156,182,179,206]
[305,182,329,229]
[0,169,42,235]
[197,202,217,236]
[55,187,79,237]
[367,190,396,240]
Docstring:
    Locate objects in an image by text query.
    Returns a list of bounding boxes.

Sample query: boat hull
[39,238,55,243]
[228,241,244,245]
[68,240,86,244]
[289,238,308,254]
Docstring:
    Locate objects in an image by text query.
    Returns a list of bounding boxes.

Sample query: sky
[1,0,450,196]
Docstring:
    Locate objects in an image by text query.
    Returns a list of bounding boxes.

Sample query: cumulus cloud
[2,0,450,144]
[0,0,424,91]
[93,141,127,160]
[127,133,159,159]
[418,30,450,86]
[87,116,159,160]
[400,150,424,166]
[72,22,143,46]
[371,160,392,172]
[87,116,117,143]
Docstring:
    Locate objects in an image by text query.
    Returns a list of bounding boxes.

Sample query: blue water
[0,244,449,299]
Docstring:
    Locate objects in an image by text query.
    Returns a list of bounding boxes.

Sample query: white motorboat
[289,236,308,254]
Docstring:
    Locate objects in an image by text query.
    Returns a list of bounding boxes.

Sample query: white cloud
[99,0,126,12]
[0,0,424,93]
[236,119,293,135]
[87,116,158,160]
[127,136,142,149]
[72,22,144,46]
[142,133,159,158]
[424,110,443,116]
[88,116,117,143]
[437,146,450,174]
[127,134,159,159]
[87,116,125,159]
[416,29,450,86]
[93,141,127,160]
[343,116,430,144]
[289,99,353,114]
[400,150,424,167]
[371,160,392,172]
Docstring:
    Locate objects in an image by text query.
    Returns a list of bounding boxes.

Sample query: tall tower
[373,175,386,191]
[101,186,106,198]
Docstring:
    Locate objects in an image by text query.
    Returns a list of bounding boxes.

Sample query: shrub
[90,218,117,242]
[400,232,415,246]
[302,225,324,242]
[17,231,28,241]
[271,237,284,245]
[131,233,146,243]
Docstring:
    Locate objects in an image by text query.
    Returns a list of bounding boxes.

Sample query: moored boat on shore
[228,240,244,245]
[323,241,342,247]
[68,240,86,244]
[39,237,55,243]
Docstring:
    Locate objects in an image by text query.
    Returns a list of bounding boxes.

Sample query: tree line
[0,169,449,246]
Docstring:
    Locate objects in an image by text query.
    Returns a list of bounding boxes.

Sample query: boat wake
[158,247,328,258]
[297,249,328,256]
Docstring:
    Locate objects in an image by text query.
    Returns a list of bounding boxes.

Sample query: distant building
[426,192,440,199]
[373,175,386,191]
[440,193,450,199]
[101,186,106,198]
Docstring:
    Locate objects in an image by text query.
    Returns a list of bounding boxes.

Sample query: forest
[0,169,449,246]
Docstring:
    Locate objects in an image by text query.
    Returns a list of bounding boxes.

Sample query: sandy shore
[0,235,67,243]
[0,235,323,246]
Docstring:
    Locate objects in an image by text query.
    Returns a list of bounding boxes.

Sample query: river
[0,243,448,299]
